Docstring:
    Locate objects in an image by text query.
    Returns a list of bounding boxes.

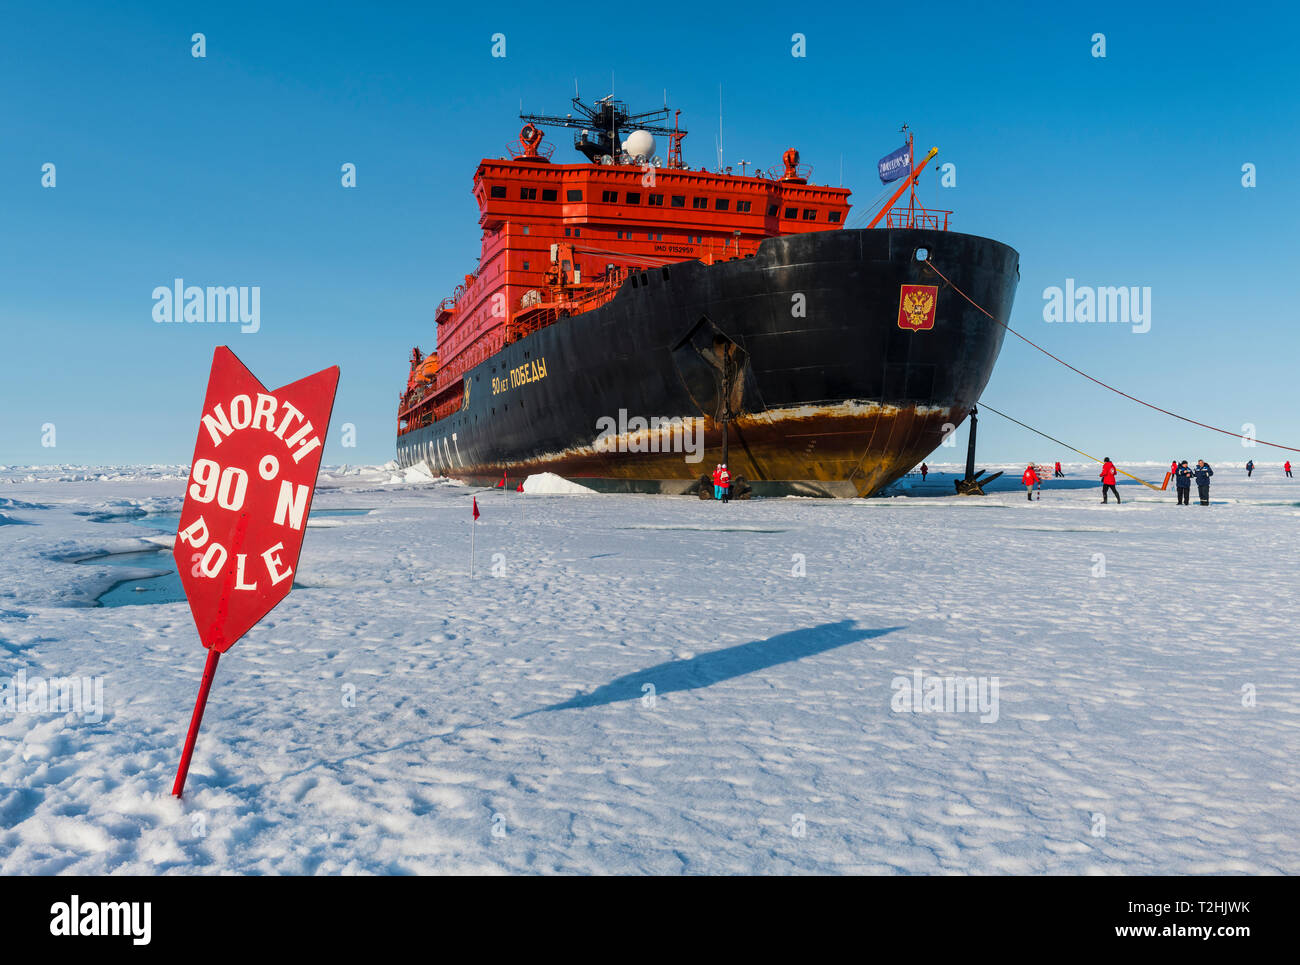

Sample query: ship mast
[867,141,939,229]
[907,127,917,223]
[898,125,918,224]
[519,95,688,166]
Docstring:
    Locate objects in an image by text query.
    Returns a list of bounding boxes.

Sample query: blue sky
[3,0,1297,468]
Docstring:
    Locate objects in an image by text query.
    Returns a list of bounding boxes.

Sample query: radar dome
[621,130,656,160]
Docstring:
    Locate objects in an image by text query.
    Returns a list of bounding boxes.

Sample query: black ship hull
[397,227,1019,497]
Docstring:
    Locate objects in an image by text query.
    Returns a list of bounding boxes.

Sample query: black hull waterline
[397,227,1020,497]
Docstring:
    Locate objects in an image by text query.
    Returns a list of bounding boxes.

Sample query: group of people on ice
[1020,457,1225,505]
[1167,459,1214,505]
[933,454,1288,506]
[1019,461,1069,500]
[1245,459,1292,479]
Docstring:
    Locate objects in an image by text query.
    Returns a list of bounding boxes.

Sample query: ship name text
[492,357,548,396]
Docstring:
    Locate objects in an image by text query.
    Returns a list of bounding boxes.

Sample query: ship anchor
[953,405,1003,495]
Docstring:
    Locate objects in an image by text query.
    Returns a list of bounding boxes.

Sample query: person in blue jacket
[1246,459,1254,478]
[1193,459,1214,505]
[1174,460,1194,505]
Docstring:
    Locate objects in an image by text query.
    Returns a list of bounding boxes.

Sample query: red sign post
[171,346,340,798]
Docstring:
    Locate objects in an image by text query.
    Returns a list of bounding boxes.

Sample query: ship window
[522,261,530,270]
[648,194,664,206]
[626,192,641,204]
[784,207,797,219]
[737,200,752,212]
[828,211,842,223]
[693,196,708,209]
[602,190,618,203]
[714,198,730,211]
[802,209,817,220]
[671,195,686,207]
[542,188,557,201]
[768,204,779,216]
[564,228,571,236]
[574,228,581,237]
[567,189,582,201]
[490,185,506,198]
[521,225,530,234]
[519,187,537,200]
[647,232,654,241]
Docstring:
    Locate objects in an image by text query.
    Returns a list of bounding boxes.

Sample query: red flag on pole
[472,496,480,520]
[496,471,507,488]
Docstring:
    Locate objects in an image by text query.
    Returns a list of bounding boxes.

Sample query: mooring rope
[923,259,1300,454]
[979,402,1164,491]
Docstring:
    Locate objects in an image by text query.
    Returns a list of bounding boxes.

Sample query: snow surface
[1,462,1298,874]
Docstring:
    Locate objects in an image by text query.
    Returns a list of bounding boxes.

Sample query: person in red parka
[1021,463,1039,501]
[1287,461,1293,479]
[1100,457,1120,504]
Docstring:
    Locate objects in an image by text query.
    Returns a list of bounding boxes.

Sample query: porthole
[915,247,930,262]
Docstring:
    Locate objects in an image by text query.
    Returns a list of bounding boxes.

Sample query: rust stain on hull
[438,403,965,498]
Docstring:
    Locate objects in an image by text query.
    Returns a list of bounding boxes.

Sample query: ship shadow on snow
[521,620,901,716]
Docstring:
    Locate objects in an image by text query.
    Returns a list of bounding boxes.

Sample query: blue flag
[878,143,912,184]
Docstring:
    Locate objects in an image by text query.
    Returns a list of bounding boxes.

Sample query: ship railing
[432,397,463,422]
[507,141,555,160]
[885,206,952,231]
[506,308,558,343]
[505,268,628,344]
[431,332,504,392]
[768,162,814,182]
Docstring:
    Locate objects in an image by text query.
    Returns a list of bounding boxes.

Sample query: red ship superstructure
[399,95,852,435]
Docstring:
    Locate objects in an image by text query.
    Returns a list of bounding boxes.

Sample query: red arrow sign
[171,346,339,797]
